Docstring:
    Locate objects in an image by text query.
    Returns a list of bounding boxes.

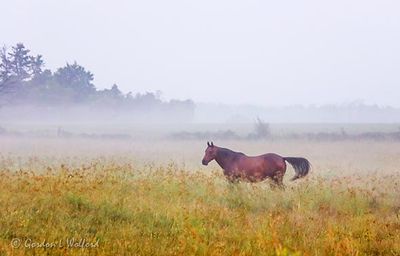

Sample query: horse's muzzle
[202,159,208,166]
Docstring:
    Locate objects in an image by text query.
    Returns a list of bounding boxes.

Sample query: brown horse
[202,142,310,187]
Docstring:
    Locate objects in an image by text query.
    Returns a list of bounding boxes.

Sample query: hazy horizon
[2,0,400,107]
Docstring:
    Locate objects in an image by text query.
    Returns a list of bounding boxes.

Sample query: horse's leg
[269,175,284,190]
[226,175,239,183]
[278,160,287,189]
[224,168,240,184]
[270,165,286,190]
[272,174,285,190]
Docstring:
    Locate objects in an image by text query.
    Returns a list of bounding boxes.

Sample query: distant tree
[8,43,33,81]
[0,43,196,122]
[30,54,44,78]
[54,62,96,102]
[0,46,13,84]
[94,84,126,108]
[134,92,160,106]
[126,91,133,100]
[247,117,271,140]
[0,45,26,106]
[1,44,45,87]
[31,69,52,86]
[110,84,123,99]
[254,117,271,138]
[27,69,59,104]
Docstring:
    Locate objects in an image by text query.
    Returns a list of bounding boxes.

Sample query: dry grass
[0,138,399,255]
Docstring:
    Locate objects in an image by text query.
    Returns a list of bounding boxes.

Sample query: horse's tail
[283,157,311,181]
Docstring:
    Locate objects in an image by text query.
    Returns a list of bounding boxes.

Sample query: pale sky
[1,0,400,107]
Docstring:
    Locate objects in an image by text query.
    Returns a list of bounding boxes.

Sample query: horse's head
[202,141,217,166]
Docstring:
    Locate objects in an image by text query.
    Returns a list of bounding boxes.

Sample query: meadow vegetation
[0,139,399,255]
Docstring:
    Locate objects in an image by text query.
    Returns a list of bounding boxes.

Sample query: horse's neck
[215,149,237,170]
[215,156,229,170]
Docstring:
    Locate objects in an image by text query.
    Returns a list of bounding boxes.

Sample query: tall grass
[0,160,399,255]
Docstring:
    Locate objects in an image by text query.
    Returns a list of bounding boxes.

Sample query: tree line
[0,43,194,121]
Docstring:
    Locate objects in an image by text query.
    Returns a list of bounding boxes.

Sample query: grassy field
[0,138,399,255]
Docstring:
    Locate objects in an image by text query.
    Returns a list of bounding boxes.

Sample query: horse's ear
[211,142,214,147]
[207,141,210,147]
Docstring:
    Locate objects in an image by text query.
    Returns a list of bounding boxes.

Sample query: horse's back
[240,153,284,170]
[259,152,283,161]
[240,153,284,165]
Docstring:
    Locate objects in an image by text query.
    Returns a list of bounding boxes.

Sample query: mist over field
[0,43,399,138]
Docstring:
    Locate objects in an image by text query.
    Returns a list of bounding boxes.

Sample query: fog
[1,0,400,142]
[2,0,400,107]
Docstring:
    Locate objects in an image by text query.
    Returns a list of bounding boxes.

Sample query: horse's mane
[217,147,245,159]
